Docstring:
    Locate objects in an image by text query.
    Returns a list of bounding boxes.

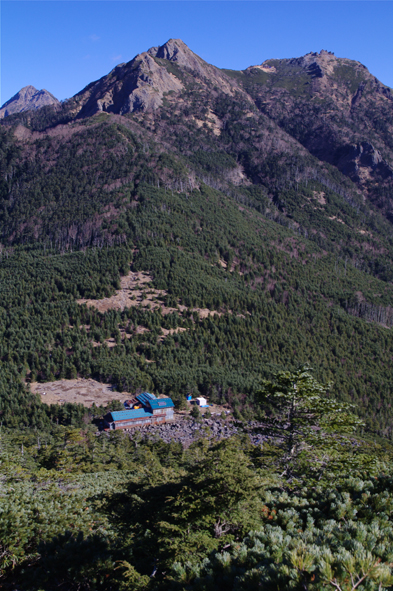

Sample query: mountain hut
[104,392,174,429]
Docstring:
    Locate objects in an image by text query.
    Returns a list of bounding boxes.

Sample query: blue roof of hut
[110,408,152,421]
[136,392,157,405]
[148,398,175,409]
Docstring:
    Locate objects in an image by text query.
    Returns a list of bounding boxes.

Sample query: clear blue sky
[1,1,393,106]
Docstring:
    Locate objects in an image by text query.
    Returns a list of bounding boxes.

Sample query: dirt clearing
[77,271,167,313]
[77,270,223,319]
[30,378,128,408]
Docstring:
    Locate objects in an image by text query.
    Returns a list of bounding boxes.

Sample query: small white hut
[195,397,208,407]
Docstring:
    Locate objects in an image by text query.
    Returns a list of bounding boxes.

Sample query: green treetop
[256,365,367,483]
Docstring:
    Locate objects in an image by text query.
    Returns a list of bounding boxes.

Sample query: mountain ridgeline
[1,38,393,435]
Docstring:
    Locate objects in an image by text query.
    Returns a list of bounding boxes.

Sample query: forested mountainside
[1,39,393,589]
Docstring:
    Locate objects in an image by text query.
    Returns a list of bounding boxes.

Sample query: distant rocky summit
[0,85,59,118]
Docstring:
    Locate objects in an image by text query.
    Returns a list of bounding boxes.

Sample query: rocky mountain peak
[0,85,59,119]
[289,50,341,78]
[73,38,242,118]
[149,38,207,77]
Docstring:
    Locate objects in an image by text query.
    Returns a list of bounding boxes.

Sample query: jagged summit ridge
[1,39,236,120]
[0,85,59,119]
[72,38,241,118]
[74,39,241,117]
[3,40,392,214]
[246,49,374,83]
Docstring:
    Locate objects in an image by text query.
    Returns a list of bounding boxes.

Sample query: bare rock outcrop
[150,38,209,79]
[75,51,183,117]
[334,141,393,183]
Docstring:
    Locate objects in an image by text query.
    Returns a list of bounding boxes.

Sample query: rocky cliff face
[73,51,183,117]
[0,85,59,119]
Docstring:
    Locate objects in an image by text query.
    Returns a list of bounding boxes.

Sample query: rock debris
[125,417,269,447]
